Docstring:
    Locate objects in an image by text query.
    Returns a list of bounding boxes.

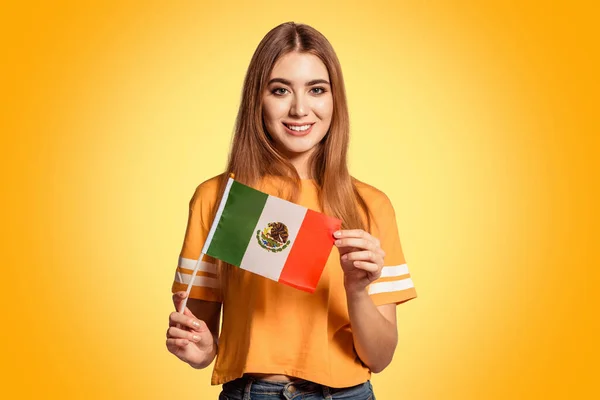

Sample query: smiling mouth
[282,122,315,134]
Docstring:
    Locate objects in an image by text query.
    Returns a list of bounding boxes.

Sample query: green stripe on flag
[206,181,268,266]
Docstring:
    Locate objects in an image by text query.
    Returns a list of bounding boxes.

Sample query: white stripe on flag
[380,264,409,278]
[239,195,307,281]
[175,271,220,289]
[368,278,414,295]
[202,177,235,255]
[178,256,217,274]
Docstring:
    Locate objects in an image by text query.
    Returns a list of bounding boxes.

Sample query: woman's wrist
[343,278,369,300]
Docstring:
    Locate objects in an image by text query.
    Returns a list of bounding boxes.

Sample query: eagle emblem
[256,222,291,252]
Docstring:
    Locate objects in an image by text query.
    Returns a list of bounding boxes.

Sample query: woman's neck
[280,148,315,180]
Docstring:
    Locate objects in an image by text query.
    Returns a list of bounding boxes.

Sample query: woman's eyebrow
[268,78,331,86]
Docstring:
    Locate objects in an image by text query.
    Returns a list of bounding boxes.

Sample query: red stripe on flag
[278,210,342,293]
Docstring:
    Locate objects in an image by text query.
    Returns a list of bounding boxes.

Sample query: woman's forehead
[269,52,329,82]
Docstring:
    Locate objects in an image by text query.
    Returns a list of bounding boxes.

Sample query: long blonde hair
[212,22,372,285]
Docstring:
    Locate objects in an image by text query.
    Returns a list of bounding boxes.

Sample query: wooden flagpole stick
[178,252,207,314]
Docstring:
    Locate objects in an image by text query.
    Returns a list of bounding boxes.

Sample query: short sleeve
[367,193,417,306]
[171,183,222,302]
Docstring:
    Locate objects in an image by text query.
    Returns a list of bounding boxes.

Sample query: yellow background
[1,1,598,399]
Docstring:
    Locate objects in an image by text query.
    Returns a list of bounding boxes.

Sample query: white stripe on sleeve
[174,271,220,289]
[178,256,218,274]
[368,278,414,295]
[380,263,409,278]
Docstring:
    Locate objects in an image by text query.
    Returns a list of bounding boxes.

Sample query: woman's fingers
[335,237,372,250]
[168,311,206,332]
[167,326,203,342]
[166,338,189,349]
[342,250,383,265]
[335,229,381,247]
[168,309,214,351]
[172,291,195,313]
[352,261,380,273]
[172,292,202,329]
[335,237,384,257]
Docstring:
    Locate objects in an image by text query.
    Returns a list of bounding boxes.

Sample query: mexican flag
[201,176,342,293]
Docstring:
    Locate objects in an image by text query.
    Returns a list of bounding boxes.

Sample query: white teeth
[285,124,311,131]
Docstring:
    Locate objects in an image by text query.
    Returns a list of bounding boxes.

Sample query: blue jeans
[218,376,376,400]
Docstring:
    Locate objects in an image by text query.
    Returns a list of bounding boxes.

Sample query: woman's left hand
[334,229,385,294]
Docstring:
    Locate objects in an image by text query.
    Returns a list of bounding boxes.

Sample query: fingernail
[334,231,341,238]
[341,254,347,261]
[192,335,201,342]
[335,240,341,246]
[192,321,200,328]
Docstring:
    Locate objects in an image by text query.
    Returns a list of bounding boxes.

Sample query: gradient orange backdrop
[1,1,598,399]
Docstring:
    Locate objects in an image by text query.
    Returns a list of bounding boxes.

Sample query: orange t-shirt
[171,174,417,387]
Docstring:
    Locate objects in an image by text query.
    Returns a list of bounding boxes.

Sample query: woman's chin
[280,145,317,157]
[274,139,318,156]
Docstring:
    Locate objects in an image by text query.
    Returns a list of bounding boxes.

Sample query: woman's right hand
[166,291,216,369]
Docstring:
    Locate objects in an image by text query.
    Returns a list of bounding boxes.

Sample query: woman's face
[262,51,333,158]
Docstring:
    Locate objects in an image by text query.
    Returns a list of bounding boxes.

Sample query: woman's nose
[290,94,308,116]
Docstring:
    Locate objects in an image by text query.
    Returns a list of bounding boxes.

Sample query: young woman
[166,22,417,399]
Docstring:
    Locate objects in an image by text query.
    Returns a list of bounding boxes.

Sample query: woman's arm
[335,229,399,373]
[346,291,398,373]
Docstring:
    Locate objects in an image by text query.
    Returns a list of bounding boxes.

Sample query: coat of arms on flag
[257,222,291,252]
[180,174,342,309]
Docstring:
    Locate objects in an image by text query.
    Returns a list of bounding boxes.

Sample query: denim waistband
[222,375,371,400]
[227,375,324,392]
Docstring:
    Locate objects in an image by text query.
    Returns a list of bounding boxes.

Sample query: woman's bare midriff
[245,373,294,382]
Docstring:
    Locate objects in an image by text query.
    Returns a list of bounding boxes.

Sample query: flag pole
[178,252,207,314]
[177,172,235,314]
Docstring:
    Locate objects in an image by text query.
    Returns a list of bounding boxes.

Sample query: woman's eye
[311,87,326,94]
[273,88,288,95]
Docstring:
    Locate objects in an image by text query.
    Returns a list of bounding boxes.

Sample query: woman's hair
[212,22,372,286]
